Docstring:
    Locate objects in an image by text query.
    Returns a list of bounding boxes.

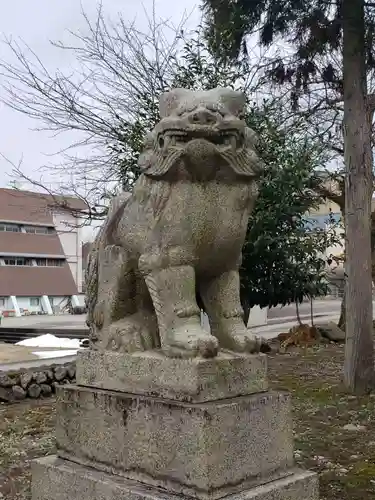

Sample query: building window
[47,259,64,267]
[24,225,55,234]
[0,223,21,232]
[36,258,64,267]
[3,256,33,266]
[0,297,5,307]
[16,257,32,266]
[30,297,40,307]
[1,257,65,266]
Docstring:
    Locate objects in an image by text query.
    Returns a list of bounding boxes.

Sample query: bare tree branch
[0,3,278,221]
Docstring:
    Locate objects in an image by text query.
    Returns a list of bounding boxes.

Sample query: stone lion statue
[86,87,263,358]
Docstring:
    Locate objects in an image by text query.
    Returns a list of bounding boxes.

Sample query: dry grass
[269,344,375,500]
[0,400,55,499]
[1,344,375,499]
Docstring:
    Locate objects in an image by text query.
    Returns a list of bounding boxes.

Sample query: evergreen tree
[242,104,338,319]
[116,39,340,318]
[203,0,375,393]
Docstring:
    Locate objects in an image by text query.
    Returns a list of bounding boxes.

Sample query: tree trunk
[343,0,374,393]
[371,211,375,284]
[338,288,346,330]
[339,206,347,331]
[295,301,302,325]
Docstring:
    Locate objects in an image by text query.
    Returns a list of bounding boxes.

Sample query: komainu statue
[86,87,263,358]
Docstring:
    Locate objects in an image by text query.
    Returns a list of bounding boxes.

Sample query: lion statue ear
[159,88,192,118]
[211,87,247,117]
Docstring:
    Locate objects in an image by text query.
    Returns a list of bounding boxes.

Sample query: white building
[0,188,87,316]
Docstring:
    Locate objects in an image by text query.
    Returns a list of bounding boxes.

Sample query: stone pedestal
[31,350,319,500]
[77,349,268,401]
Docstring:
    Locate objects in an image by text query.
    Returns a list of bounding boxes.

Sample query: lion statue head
[138,87,262,181]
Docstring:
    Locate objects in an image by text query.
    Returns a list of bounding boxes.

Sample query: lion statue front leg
[139,249,219,358]
[199,270,262,353]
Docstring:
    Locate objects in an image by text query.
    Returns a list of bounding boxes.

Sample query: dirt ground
[0,343,73,364]
[1,344,375,499]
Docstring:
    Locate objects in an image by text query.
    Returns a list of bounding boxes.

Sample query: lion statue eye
[158,136,165,149]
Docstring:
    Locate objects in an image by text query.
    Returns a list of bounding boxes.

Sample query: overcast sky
[0,0,200,191]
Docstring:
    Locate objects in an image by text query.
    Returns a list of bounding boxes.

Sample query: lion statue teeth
[86,87,263,358]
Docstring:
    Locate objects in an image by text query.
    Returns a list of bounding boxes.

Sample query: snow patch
[32,350,78,359]
[16,333,84,349]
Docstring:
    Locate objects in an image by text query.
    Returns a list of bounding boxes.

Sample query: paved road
[0,300,346,330]
[1,314,88,330]
[268,299,375,323]
[267,299,343,320]
[5,298,375,333]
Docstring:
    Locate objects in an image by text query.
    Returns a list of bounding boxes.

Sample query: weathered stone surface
[32,456,319,500]
[40,384,53,397]
[34,372,48,384]
[1,383,27,401]
[56,385,293,498]
[0,386,13,401]
[317,321,345,342]
[86,87,263,358]
[54,367,67,381]
[20,372,33,389]
[28,384,42,399]
[12,385,26,400]
[6,372,20,385]
[0,372,13,387]
[67,364,76,379]
[77,350,268,402]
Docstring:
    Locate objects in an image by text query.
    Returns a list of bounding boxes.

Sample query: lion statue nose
[188,107,217,125]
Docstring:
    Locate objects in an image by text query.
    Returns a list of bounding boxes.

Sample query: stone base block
[56,385,293,498]
[32,456,319,500]
[76,349,268,402]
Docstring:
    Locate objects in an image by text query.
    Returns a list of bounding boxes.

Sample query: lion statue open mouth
[86,87,263,358]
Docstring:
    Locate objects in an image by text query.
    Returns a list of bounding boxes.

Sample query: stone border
[0,362,76,402]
